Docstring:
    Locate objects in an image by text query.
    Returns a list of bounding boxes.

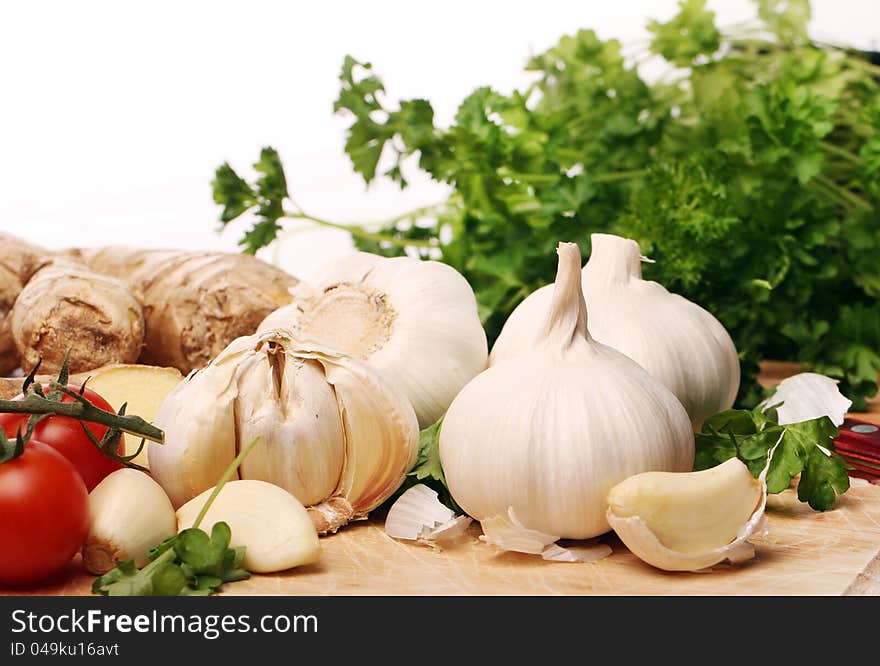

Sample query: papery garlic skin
[607,458,767,572]
[259,252,488,428]
[151,330,418,534]
[490,234,740,429]
[760,372,852,426]
[177,480,321,573]
[82,469,177,575]
[441,242,694,539]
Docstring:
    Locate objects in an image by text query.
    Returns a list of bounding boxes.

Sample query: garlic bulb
[82,469,177,575]
[258,252,488,428]
[606,458,767,572]
[440,242,694,539]
[150,329,419,534]
[490,233,740,429]
[177,480,321,574]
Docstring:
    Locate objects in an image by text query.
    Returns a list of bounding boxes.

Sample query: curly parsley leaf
[694,404,850,511]
[212,147,289,254]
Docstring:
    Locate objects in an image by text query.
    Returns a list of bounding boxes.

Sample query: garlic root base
[308,497,357,535]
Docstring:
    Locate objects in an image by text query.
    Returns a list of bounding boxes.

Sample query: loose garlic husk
[490,233,740,429]
[177,480,321,573]
[150,329,419,534]
[607,458,767,572]
[440,242,694,539]
[258,252,488,428]
[82,469,177,575]
[759,372,852,426]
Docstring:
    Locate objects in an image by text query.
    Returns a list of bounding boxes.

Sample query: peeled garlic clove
[177,479,321,574]
[490,233,740,430]
[82,469,177,575]
[760,372,852,426]
[259,252,488,428]
[385,484,455,541]
[606,458,766,572]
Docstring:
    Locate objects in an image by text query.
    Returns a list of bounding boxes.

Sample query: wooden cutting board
[3,363,880,596]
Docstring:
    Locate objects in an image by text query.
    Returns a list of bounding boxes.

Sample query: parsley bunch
[215,0,880,409]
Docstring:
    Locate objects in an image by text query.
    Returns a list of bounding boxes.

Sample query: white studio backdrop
[2,0,877,280]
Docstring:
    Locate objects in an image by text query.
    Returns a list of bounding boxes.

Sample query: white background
[2,0,877,279]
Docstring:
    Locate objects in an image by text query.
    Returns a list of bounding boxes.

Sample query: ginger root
[10,259,145,374]
[69,248,298,374]
[0,234,52,374]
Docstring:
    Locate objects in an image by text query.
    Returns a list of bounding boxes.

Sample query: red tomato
[0,385,124,491]
[0,441,90,586]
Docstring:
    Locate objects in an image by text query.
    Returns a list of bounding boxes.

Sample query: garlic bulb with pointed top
[258,252,487,428]
[150,329,419,534]
[440,242,694,539]
[490,233,739,429]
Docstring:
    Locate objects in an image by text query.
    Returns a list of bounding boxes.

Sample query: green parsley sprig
[694,403,851,511]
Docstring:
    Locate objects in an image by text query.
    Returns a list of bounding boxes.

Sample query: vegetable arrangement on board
[0,230,862,588]
[215,0,880,411]
[1,0,875,593]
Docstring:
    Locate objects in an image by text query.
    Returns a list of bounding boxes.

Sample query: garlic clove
[759,372,852,426]
[293,342,419,534]
[259,252,488,428]
[234,351,345,507]
[479,507,560,555]
[177,479,321,574]
[150,343,242,508]
[606,458,767,572]
[82,469,177,575]
[385,484,455,541]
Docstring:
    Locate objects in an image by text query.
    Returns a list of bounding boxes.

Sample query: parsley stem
[820,141,861,166]
[592,168,650,183]
[813,174,872,210]
[192,436,261,530]
[283,203,443,249]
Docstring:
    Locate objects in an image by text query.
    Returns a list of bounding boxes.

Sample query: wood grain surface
[2,362,879,596]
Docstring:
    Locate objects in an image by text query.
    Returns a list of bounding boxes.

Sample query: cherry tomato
[0,385,124,491]
[0,441,90,586]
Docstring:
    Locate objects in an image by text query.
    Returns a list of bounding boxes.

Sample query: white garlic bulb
[150,329,419,534]
[490,233,740,429]
[259,252,488,428]
[440,242,694,539]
